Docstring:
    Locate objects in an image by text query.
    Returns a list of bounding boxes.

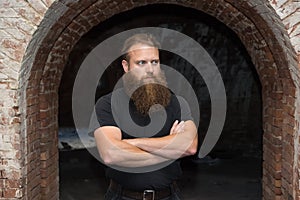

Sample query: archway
[19,1,299,199]
[59,4,262,199]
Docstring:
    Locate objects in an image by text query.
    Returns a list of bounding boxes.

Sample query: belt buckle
[143,190,155,200]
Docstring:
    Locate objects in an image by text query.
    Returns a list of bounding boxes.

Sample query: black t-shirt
[95,88,193,190]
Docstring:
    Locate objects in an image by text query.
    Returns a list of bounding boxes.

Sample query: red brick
[6,179,21,188]
[1,0,300,200]
[3,188,18,198]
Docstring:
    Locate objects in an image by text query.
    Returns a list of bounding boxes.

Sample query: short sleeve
[176,96,194,122]
[95,94,117,127]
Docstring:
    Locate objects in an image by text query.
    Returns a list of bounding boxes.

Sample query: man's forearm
[124,121,198,159]
[94,127,172,168]
[105,140,171,167]
[124,134,195,159]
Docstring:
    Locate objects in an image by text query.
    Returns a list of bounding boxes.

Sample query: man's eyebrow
[134,59,146,63]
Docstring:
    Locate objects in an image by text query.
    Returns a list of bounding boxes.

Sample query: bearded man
[94,33,198,200]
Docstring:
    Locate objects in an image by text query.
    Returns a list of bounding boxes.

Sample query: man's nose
[146,63,154,74]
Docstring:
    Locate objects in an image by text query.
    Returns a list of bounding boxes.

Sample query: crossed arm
[94,120,198,168]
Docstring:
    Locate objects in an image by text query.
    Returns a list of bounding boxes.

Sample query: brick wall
[0,0,55,199]
[269,1,300,199]
[0,0,299,199]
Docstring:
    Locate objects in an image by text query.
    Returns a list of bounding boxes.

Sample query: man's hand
[170,120,185,135]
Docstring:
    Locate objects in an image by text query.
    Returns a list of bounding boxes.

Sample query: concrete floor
[59,149,262,200]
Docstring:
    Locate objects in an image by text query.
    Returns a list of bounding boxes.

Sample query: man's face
[122,43,160,82]
[122,43,171,115]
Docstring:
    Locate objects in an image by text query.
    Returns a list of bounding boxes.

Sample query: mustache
[123,70,168,95]
[142,75,155,79]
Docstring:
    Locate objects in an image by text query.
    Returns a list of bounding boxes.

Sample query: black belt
[109,179,176,200]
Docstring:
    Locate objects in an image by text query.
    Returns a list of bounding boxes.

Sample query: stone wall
[0,0,299,199]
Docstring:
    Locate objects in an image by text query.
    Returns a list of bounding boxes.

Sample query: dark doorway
[58,4,262,200]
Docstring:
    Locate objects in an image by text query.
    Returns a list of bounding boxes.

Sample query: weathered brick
[0,0,300,200]
[3,188,19,198]
[6,179,22,188]
[27,0,48,15]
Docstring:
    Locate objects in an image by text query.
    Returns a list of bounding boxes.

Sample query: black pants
[104,183,183,200]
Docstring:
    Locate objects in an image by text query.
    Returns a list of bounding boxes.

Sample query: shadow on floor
[59,149,262,200]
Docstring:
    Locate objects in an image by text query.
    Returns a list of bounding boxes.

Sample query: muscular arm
[94,126,171,167]
[124,120,198,159]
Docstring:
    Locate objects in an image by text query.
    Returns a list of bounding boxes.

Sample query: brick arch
[19,0,299,199]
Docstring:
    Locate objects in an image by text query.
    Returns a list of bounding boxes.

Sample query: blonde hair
[121,33,161,61]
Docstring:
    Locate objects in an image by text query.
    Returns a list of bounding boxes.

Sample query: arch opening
[58,4,262,199]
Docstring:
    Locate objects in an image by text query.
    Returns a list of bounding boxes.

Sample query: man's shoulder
[95,92,112,108]
[99,88,125,100]
[169,94,188,106]
[96,88,127,107]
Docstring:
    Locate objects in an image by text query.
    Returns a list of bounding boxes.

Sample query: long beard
[123,71,171,115]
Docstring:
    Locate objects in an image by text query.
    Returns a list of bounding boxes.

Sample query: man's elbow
[102,156,113,165]
[100,151,116,165]
[180,147,197,158]
[185,139,198,156]
[186,146,197,156]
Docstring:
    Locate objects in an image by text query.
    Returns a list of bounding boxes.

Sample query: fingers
[175,121,185,133]
[170,120,179,135]
[170,120,185,135]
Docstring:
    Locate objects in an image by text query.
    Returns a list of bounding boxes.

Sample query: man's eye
[137,61,147,65]
[151,60,159,65]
